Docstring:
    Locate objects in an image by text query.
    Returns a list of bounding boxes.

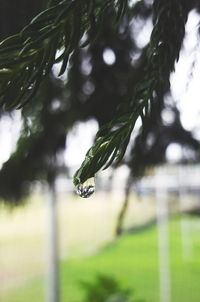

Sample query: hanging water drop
[76,177,95,198]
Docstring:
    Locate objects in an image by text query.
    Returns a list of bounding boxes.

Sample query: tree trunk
[115,175,132,236]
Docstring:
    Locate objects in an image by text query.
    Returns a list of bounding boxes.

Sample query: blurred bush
[81,274,144,302]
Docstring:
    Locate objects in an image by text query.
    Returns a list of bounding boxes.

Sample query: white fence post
[46,180,59,302]
[178,166,192,260]
[156,173,171,302]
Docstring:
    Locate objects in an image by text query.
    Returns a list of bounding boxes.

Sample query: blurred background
[0,0,200,302]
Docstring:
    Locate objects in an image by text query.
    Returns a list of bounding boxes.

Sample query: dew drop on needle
[76,177,95,198]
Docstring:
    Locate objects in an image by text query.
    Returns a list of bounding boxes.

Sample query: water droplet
[76,177,95,198]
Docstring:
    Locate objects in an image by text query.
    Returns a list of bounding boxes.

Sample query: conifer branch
[73,0,190,186]
[0,0,193,187]
[0,0,127,110]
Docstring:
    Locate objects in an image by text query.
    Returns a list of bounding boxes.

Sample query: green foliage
[0,0,198,190]
[73,0,191,185]
[73,112,134,185]
[0,2,135,202]
[81,274,141,302]
[0,0,127,110]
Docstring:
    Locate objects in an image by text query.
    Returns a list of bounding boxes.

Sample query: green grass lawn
[2,216,200,302]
